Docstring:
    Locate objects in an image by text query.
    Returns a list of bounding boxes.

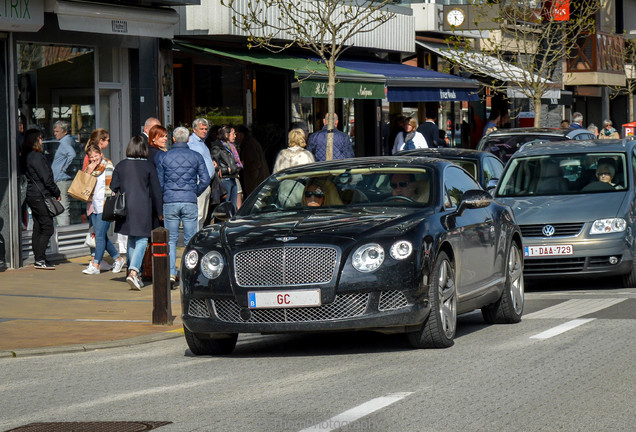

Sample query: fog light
[609,256,618,265]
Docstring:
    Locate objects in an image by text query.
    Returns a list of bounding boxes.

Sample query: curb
[0,329,184,359]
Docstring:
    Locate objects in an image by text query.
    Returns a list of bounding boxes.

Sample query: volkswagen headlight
[390,241,413,260]
[352,243,384,272]
[184,250,199,270]
[201,251,225,279]
[590,218,626,234]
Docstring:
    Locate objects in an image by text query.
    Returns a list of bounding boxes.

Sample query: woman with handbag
[110,135,163,291]
[20,129,61,269]
[82,142,126,275]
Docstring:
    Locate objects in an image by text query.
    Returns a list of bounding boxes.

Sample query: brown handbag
[68,170,97,202]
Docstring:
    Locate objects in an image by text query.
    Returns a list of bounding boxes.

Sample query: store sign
[0,0,44,32]
[299,79,384,99]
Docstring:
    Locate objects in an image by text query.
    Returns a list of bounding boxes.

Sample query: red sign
[552,0,570,21]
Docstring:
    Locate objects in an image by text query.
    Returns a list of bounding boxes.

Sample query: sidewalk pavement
[0,255,184,358]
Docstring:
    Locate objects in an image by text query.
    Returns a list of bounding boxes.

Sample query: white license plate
[524,244,573,257]
[248,289,321,309]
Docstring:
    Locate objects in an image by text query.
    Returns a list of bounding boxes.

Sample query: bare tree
[221,0,396,160]
[612,39,636,122]
[443,0,599,127]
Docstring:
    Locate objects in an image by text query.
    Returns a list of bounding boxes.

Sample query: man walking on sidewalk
[156,127,210,287]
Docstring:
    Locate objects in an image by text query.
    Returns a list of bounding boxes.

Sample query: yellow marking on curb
[167,328,184,334]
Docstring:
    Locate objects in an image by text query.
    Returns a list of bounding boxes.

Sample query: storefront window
[17,43,95,226]
[194,63,244,127]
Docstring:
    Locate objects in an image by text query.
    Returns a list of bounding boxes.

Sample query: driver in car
[390,173,417,199]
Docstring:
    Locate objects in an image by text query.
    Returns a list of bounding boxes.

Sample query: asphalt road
[1,282,634,432]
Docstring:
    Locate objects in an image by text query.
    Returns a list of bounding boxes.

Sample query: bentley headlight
[352,243,385,272]
[201,251,225,279]
[590,218,626,234]
[390,241,413,260]
[184,250,199,270]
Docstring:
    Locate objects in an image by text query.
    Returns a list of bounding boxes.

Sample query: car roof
[396,148,490,160]
[512,138,634,157]
[279,156,450,175]
[485,127,582,138]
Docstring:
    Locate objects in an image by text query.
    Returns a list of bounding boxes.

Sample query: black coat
[418,121,444,148]
[111,158,163,237]
[210,140,239,179]
[24,151,60,199]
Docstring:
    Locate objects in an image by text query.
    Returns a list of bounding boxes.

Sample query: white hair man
[187,118,216,229]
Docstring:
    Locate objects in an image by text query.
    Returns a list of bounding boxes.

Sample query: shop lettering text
[314,82,328,95]
[439,89,457,100]
[357,86,373,97]
[1,0,30,19]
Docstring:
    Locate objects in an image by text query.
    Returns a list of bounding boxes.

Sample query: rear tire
[482,241,524,324]
[183,326,238,355]
[408,251,456,348]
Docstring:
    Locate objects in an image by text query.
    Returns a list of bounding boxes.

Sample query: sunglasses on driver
[390,181,410,189]
[305,189,325,198]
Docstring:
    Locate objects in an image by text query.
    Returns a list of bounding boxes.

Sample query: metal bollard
[151,227,173,325]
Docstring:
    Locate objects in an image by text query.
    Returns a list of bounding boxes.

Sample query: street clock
[446,8,466,27]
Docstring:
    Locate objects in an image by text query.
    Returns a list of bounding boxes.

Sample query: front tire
[408,251,457,348]
[184,326,238,355]
[482,241,524,324]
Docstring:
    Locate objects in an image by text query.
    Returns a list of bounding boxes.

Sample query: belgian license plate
[248,290,321,309]
[524,244,573,257]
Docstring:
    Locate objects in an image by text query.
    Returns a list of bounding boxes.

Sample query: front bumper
[522,234,633,278]
[182,290,431,334]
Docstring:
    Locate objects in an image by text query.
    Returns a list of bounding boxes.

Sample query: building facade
[0,0,197,270]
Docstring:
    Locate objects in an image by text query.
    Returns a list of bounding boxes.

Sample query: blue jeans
[222,178,237,210]
[127,236,148,274]
[163,202,198,277]
[90,212,120,264]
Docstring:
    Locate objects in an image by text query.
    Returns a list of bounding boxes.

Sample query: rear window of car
[480,134,565,162]
[496,153,628,197]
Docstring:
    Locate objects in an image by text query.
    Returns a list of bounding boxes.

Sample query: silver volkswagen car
[494,139,636,286]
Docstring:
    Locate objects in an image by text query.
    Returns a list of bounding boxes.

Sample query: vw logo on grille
[542,225,555,237]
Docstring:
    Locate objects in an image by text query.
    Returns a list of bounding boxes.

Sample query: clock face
[447,8,465,27]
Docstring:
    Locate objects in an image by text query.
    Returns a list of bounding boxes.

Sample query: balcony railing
[566,32,624,74]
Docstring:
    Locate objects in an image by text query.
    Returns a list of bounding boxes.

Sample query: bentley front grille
[234,246,338,287]
[212,293,369,323]
[378,290,410,311]
[188,298,211,318]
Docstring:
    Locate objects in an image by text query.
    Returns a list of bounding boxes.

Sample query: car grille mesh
[524,257,586,274]
[520,223,584,237]
[378,290,409,311]
[188,298,211,318]
[234,247,337,287]
[212,294,369,323]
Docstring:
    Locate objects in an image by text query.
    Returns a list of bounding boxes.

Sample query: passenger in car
[302,179,343,207]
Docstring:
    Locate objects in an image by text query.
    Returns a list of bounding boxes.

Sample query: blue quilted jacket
[155,142,211,204]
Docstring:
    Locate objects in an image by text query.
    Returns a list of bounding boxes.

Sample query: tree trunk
[326,57,336,161]
[630,90,634,122]
[533,97,542,128]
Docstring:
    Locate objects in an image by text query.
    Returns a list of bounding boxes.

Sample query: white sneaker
[99,261,113,271]
[112,257,125,274]
[127,274,142,290]
[82,264,100,275]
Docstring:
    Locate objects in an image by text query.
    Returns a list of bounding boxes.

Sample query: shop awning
[335,58,480,102]
[174,41,386,99]
[48,0,180,38]
[417,40,555,86]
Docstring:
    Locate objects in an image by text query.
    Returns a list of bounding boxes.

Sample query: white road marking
[298,392,413,432]
[530,318,595,340]
[524,298,626,319]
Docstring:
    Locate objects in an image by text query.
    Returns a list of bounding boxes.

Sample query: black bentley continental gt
[180,157,524,355]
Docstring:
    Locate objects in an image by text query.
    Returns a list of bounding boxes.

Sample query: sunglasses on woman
[305,190,325,198]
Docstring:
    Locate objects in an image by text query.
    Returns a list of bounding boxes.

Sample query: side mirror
[456,189,493,216]
[486,178,498,195]
[212,201,236,222]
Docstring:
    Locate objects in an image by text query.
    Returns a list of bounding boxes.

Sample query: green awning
[174,41,386,99]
